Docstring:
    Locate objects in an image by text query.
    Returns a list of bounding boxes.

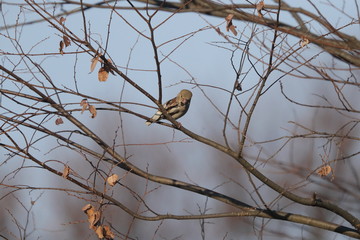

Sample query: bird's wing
[145,109,162,126]
[164,98,181,115]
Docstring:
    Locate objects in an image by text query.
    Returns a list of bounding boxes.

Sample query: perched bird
[145,89,192,126]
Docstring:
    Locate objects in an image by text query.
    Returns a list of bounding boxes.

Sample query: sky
[1,1,360,239]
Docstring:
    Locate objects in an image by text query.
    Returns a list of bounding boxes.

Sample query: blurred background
[1,0,360,239]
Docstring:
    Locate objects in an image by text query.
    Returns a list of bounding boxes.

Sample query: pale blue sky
[1,1,359,239]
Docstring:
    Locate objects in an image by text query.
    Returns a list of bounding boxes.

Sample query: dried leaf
[95,226,104,238]
[103,225,115,239]
[256,1,265,17]
[59,41,64,55]
[107,174,119,187]
[98,67,109,82]
[256,1,265,11]
[300,37,309,48]
[90,55,100,73]
[225,13,234,22]
[62,165,70,178]
[225,14,237,36]
[88,210,101,230]
[63,35,71,47]
[89,105,97,118]
[316,165,332,177]
[55,117,64,125]
[80,99,88,114]
[59,16,66,25]
[82,204,94,214]
[229,25,237,36]
[82,204,101,230]
[80,98,88,106]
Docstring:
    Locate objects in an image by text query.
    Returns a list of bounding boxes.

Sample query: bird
[145,89,192,126]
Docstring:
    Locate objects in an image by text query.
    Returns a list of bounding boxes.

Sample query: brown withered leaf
[300,37,309,48]
[55,117,64,125]
[95,226,104,239]
[80,99,88,106]
[256,1,265,17]
[103,225,115,239]
[62,165,70,178]
[256,1,265,10]
[80,99,88,114]
[82,204,94,214]
[89,105,97,118]
[225,14,237,36]
[59,16,66,25]
[82,204,101,230]
[316,165,332,177]
[228,25,237,36]
[107,174,119,187]
[90,55,100,73]
[98,67,109,82]
[63,35,71,47]
[95,225,115,240]
[59,41,64,55]
[225,14,234,22]
[88,210,101,230]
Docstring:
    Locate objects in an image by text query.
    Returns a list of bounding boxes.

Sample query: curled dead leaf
[225,14,237,36]
[82,204,101,230]
[316,165,332,177]
[256,1,265,10]
[83,204,114,239]
[98,67,109,82]
[62,165,70,178]
[82,204,94,213]
[90,55,100,73]
[256,1,265,17]
[55,117,64,125]
[89,105,97,118]
[59,41,64,55]
[300,37,309,48]
[225,14,234,22]
[95,226,104,239]
[59,16,66,25]
[95,225,115,239]
[89,210,101,230]
[107,174,119,187]
[80,98,88,106]
[63,35,71,47]
[103,225,115,239]
[80,99,88,114]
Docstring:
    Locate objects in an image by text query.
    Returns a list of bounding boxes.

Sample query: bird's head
[177,89,192,104]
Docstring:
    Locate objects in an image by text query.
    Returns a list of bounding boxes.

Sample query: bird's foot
[173,122,182,129]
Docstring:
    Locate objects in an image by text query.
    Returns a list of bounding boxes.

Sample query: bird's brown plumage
[145,89,192,126]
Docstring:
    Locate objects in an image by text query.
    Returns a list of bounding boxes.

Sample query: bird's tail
[145,111,162,126]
